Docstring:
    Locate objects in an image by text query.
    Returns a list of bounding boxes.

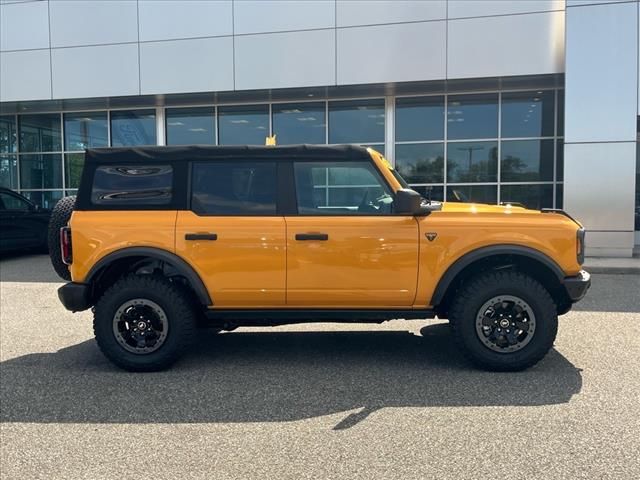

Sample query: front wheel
[449,270,558,371]
[93,275,197,372]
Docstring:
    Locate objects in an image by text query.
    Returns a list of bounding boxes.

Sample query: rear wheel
[47,195,75,280]
[449,270,558,371]
[93,275,197,372]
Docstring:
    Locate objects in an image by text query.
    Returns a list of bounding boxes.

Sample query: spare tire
[48,196,76,281]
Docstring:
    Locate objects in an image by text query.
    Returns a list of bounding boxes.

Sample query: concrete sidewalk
[583,256,640,274]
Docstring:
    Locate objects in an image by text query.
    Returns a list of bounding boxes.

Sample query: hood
[439,202,540,215]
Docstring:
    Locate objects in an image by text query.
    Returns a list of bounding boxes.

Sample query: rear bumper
[58,282,91,312]
[564,270,591,302]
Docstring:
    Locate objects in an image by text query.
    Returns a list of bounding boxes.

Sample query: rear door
[175,160,286,308]
[285,160,419,307]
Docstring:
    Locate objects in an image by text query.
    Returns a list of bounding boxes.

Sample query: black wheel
[449,270,558,371]
[47,195,76,280]
[93,275,197,372]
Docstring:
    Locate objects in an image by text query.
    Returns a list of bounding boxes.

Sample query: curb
[583,265,640,275]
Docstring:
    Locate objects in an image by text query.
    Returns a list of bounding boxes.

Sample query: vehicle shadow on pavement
[0,323,582,430]
[0,254,61,283]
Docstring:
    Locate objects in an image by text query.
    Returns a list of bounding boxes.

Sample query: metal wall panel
[447,0,564,19]
[49,0,138,48]
[564,142,636,232]
[0,0,49,51]
[336,0,446,27]
[234,0,335,35]
[138,0,233,42]
[235,29,335,90]
[51,44,139,99]
[567,0,632,6]
[565,1,638,143]
[337,21,446,85]
[447,11,565,79]
[140,37,234,95]
[0,49,51,101]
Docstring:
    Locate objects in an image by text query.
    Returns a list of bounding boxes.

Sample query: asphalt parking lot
[1,254,639,480]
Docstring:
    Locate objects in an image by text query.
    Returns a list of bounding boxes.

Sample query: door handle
[295,233,328,241]
[185,233,217,241]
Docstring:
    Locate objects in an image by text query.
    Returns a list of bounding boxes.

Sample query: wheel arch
[431,245,570,317]
[86,247,212,306]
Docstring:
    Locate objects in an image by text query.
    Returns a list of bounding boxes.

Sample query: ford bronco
[50,145,590,372]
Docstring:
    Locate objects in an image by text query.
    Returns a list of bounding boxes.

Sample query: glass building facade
[0,87,563,210]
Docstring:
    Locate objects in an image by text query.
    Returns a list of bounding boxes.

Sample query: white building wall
[0,0,567,103]
[564,0,639,257]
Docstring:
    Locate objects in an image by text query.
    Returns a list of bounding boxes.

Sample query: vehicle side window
[91,165,172,205]
[293,161,394,215]
[191,162,277,215]
[0,192,30,211]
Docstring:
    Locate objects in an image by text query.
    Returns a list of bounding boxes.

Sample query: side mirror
[394,188,443,216]
[394,189,424,215]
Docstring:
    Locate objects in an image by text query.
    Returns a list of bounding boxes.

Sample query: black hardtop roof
[85,144,372,163]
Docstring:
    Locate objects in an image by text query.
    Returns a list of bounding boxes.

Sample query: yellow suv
[50,145,590,372]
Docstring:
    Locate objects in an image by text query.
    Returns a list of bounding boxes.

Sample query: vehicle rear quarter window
[92,165,172,205]
[191,162,277,215]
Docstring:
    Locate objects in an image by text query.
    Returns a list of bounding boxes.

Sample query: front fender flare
[430,245,565,306]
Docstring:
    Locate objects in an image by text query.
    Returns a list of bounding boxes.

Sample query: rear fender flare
[86,247,212,306]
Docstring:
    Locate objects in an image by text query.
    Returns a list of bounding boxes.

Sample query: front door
[285,160,419,307]
[175,161,286,307]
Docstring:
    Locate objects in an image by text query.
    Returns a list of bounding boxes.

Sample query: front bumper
[58,282,92,312]
[564,270,591,302]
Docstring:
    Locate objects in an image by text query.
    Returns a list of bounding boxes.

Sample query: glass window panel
[166,107,215,145]
[557,90,564,137]
[0,155,18,189]
[19,154,63,189]
[395,96,444,142]
[501,90,555,138]
[92,165,172,205]
[19,114,62,152]
[556,139,563,181]
[447,141,498,183]
[410,185,444,202]
[0,116,17,153]
[218,105,269,145]
[191,162,277,215]
[110,110,157,147]
[395,143,444,184]
[328,99,385,144]
[0,191,31,211]
[65,153,84,189]
[447,185,497,204]
[447,94,498,140]
[22,190,64,210]
[64,112,108,150]
[501,184,554,209]
[556,184,563,210]
[272,102,326,145]
[327,164,380,186]
[294,161,393,215]
[500,139,554,182]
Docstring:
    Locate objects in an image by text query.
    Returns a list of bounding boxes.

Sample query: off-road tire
[449,270,558,371]
[93,275,197,372]
[47,195,76,280]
